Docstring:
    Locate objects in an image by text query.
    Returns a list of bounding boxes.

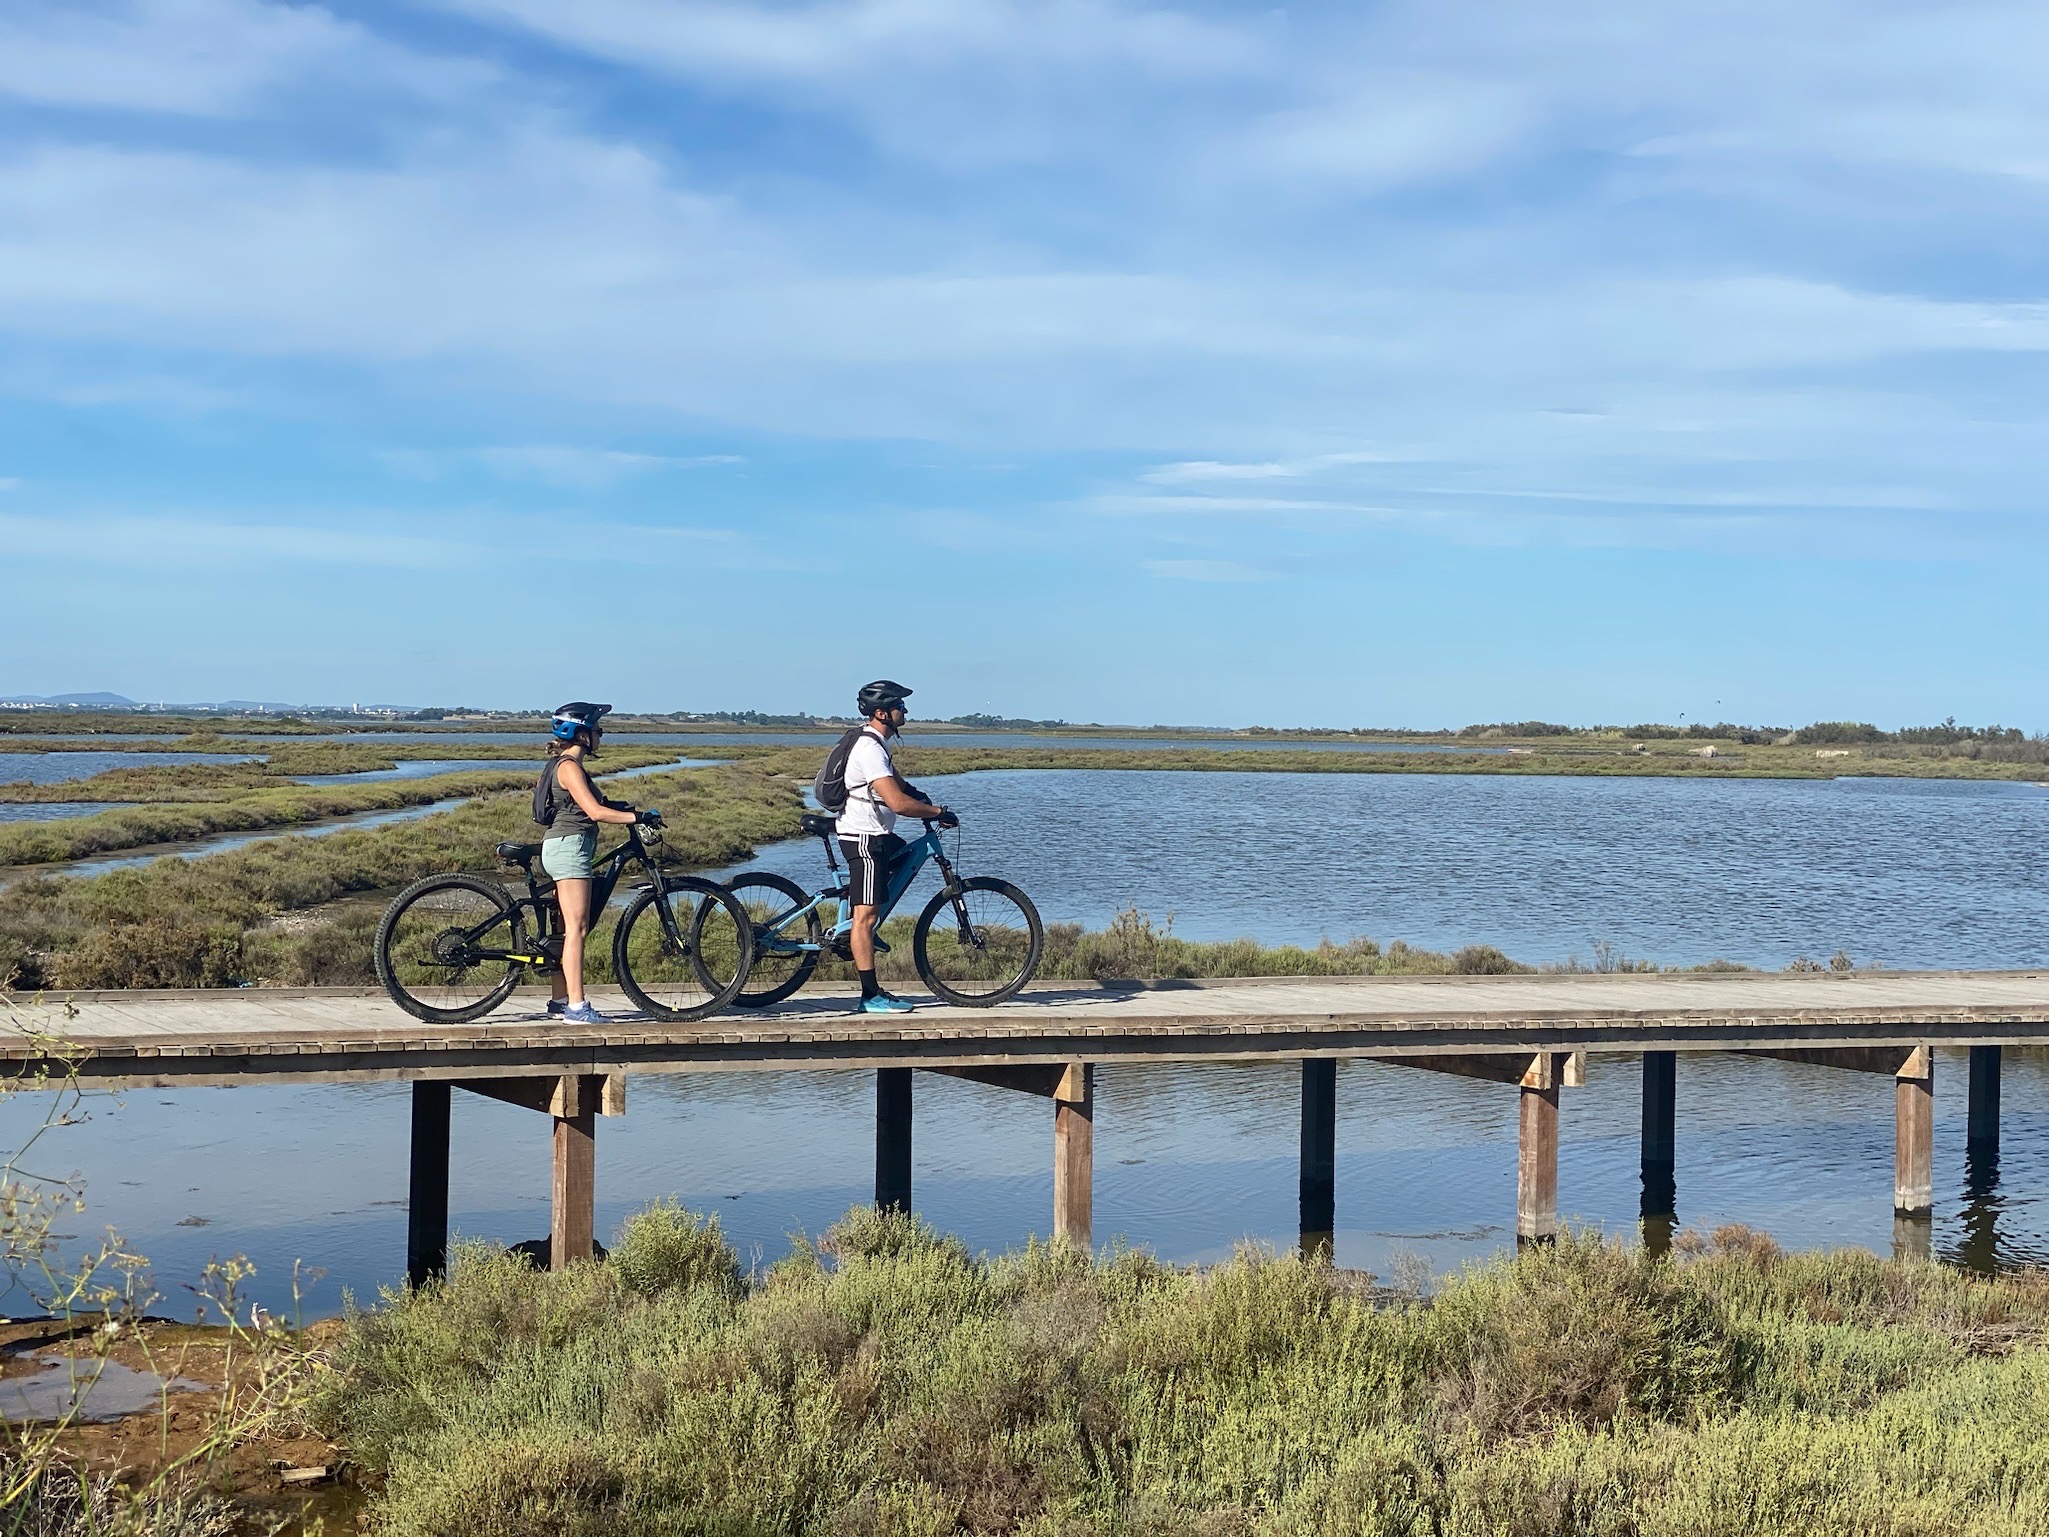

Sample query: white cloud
[1144,558,1280,582]
[440,0,1251,83]
[0,0,484,117]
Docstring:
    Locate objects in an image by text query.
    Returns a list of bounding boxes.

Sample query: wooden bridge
[6,969,2044,1283]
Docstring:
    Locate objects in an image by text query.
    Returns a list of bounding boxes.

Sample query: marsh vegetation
[309,1205,2049,1536]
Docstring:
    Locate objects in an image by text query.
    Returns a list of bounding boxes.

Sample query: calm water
[0,751,258,785]
[4,767,2044,1316]
[725,769,2049,971]
[8,1048,2042,1320]
[0,803,136,824]
[291,758,538,785]
[29,731,1504,754]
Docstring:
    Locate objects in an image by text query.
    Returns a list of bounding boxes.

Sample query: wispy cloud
[382,445,745,489]
[1144,558,1281,582]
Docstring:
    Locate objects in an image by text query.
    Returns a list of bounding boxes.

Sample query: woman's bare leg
[557,877,591,1007]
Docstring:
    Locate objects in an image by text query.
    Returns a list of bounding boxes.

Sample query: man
[838,679,953,1014]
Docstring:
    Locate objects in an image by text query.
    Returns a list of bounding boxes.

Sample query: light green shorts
[540,831,597,881]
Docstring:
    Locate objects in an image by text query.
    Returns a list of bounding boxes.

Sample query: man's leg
[851,903,881,998]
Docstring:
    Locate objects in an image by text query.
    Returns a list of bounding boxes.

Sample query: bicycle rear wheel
[913,877,1043,1007]
[374,873,522,1023]
[720,871,822,1008]
[613,877,754,1022]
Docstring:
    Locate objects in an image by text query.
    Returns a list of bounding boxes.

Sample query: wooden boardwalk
[5,969,2042,1280]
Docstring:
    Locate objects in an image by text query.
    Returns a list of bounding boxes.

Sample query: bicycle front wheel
[374,873,522,1023]
[720,871,822,1008]
[613,877,754,1022]
[913,877,1044,1007]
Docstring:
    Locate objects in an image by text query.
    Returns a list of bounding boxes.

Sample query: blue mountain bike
[703,813,1044,1007]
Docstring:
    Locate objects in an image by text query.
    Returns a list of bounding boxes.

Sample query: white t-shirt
[836,729,898,837]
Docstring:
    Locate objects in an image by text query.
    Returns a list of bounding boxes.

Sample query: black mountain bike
[373,819,753,1024]
[705,812,1043,1008]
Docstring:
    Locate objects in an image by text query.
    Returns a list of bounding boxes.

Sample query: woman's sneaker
[546,998,566,1017]
[560,1001,609,1024]
[856,993,914,1014]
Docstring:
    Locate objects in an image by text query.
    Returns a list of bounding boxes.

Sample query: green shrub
[607,1202,744,1301]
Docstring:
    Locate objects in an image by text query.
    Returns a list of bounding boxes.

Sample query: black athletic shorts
[840,831,907,908]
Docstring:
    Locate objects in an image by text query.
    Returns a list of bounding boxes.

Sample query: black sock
[859,967,880,1000]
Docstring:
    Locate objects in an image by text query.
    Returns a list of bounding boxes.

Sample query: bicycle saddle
[496,841,542,865]
[799,813,838,838]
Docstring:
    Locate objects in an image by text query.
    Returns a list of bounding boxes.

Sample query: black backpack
[812,727,870,814]
[532,758,561,827]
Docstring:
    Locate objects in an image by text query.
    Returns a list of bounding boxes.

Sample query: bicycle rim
[914,877,1043,1006]
[376,875,520,1022]
[615,880,753,1021]
[724,872,821,1007]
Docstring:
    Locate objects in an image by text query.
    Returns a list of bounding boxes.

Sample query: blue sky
[1,1,2043,727]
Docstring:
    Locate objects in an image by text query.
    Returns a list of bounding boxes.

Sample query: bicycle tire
[913,876,1044,1007]
[717,871,823,1008]
[374,872,522,1023]
[613,876,756,1022]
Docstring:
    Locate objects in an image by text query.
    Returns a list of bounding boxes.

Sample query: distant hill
[0,691,139,706]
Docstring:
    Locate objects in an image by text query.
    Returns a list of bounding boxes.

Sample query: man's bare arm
[873,775,949,819]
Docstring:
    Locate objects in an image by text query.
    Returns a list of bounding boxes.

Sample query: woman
[536,701,641,1024]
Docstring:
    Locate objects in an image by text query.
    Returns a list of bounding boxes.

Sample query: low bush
[310,1210,2049,1537]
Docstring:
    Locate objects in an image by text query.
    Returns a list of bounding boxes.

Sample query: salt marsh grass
[311,1209,2049,1536]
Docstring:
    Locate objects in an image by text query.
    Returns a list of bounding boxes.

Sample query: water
[6,1048,2042,1319]
[5,766,2044,1315]
[721,769,2049,971]
[0,1353,214,1425]
[0,752,259,786]
[0,803,137,824]
[0,759,718,882]
[25,730,1505,754]
[291,759,539,785]
[38,799,471,881]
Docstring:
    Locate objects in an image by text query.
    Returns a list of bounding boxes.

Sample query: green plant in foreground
[310,1210,2049,1537]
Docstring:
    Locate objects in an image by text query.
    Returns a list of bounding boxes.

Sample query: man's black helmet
[856,680,912,717]
[550,701,612,742]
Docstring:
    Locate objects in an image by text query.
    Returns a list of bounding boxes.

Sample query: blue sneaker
[546,998,566,1017]
[855,993,915,1015]
[560,1001,610,1024]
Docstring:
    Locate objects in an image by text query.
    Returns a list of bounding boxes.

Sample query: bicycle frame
[453,825,684,971]
[754,821,960,958]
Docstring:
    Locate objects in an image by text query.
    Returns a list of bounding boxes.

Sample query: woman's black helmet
[856,680,912,717]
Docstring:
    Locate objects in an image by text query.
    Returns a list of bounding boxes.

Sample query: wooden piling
[407,1081,451,1288]
[551,1078,596,1269]
[876,1067,913,1213]
[1518,1071,1560,1245]
[1640,1050,1677,1218]
[1967,1045,2001,1154]
[1894,1047,1933,1216]
[1300,1058,1337,1243]
[1053,1064,1094,1249]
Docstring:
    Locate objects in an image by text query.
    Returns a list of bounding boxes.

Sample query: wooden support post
[1300,1058,1337,1247]
[1518,1068,1560,1246]
[1894,1047,1933,1216]
[1967,1046,2001,1155]
[407,1081,451,1288]
[1640,1051,1677,1219]
[552,1092,596,1270]
[876,1067,913,1214]
[1053,1064,1094,1249]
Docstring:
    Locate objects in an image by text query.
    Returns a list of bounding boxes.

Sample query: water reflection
[6,1045,2040,1318]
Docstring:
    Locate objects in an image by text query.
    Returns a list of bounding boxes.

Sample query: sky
[0,1,2043,729]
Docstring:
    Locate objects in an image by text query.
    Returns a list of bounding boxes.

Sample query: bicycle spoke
[616,886,747,1018]
[915,881,1040,1004]
[380,880,516,1018]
